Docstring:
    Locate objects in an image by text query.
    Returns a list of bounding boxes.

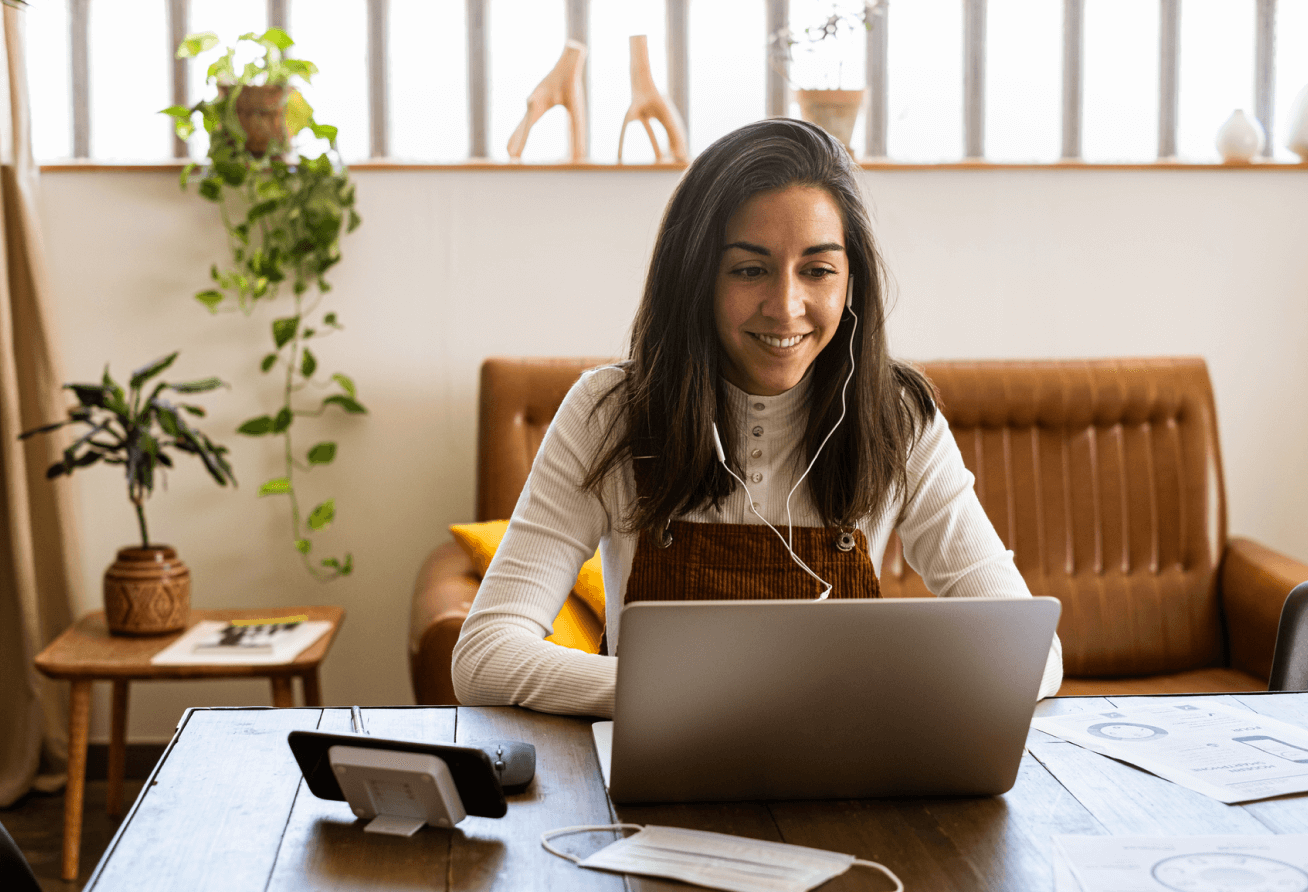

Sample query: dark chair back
[1269,581,1308,691]
[0,818,41,892]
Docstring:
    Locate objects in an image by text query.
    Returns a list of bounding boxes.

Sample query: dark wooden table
[85,693,1308,891]
[33,605,344,881]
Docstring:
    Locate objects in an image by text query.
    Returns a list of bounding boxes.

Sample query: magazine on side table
[151,615,332,666]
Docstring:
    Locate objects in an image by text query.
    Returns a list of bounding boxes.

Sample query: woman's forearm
[452,618,617,716]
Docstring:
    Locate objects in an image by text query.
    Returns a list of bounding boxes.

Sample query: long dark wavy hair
[583,118,935,533]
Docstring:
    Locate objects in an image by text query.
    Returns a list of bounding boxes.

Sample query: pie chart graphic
[1087,722,1169,741]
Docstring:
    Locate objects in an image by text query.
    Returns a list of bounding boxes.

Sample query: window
[23,0,1308,166]
[1083,0,1160,162]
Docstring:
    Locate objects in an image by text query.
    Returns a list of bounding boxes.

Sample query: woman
[452,119,1062,716]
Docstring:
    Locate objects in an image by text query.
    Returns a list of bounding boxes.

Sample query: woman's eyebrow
[722,241,845,256]
[803,242,845,255]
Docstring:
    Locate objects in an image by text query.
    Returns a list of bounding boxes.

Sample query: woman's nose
[760,273,805,321]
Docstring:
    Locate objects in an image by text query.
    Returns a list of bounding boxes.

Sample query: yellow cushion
[448,520,605,654]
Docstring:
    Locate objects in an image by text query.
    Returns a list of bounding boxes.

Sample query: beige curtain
[0,5,83,808]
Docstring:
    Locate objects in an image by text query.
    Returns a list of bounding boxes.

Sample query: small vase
[795,89,866,151]
[103,546,191,635]
[1287,85,1308,162]
[1215,109,1265,163]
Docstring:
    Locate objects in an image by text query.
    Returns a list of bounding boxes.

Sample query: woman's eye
[733,266,766,279]
[806,267,837,279]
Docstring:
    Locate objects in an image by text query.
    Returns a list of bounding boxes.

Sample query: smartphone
[1232,735,1308,763]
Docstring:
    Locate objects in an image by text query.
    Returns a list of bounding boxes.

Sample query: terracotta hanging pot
[795,89,866,151]
[103,546,191,635]
[222,84,290,157]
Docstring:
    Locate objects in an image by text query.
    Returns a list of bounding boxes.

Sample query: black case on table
[287,730,508,818]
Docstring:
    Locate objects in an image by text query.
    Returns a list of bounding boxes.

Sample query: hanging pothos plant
[163,28,364,580]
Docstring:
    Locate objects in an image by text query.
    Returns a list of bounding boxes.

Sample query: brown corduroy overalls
[625,520,882,604]
[600,519,880,656]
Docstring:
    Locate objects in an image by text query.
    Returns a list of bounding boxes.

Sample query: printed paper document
[1031,699,1308,803]
[1052,834,1308,892]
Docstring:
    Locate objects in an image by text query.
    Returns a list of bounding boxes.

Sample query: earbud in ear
[846,274,855,310]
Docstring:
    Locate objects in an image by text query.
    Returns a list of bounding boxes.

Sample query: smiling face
[713,185,849,396]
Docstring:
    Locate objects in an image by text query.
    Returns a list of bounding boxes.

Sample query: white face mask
[541,823,903,892]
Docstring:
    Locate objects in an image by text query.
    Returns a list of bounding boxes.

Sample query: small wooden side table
[33,605,345,881]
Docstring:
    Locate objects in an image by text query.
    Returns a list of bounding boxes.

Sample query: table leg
[62,679,91,882]
[301,668,322,706]
[269,675,296,708]
[107,680,129,818]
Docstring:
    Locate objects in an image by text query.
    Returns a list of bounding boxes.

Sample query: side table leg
[270,675,296,708]
[107,680,129,818]
[301,668,322,707]
[62,679,91,882]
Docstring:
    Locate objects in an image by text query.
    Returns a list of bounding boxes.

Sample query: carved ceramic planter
[222,84,290,157]
[103,546,190,635]
[795,88,865,151]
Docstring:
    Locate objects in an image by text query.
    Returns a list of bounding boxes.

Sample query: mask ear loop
[541,824,644,863]
[855,859,905,891]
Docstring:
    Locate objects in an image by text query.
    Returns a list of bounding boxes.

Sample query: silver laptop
[594,597,1061,803]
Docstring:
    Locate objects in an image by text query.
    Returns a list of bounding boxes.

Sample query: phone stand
[328,744,467,837]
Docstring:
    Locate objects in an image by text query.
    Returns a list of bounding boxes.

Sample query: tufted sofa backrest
[881,358,1228,678]
[477,357,616,522]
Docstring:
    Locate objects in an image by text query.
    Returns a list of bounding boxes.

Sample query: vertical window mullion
[467,0,488,158]
[1062,0,1083,159]
[963,0,986,158]
[169,0,188,158]
[667,0,689,144]
[1255,0,1276,157]
[865,0,888,158]
[1158,0,1180,159]
[268,0,287,30]
[765,0,787,118]
[367,0,388,158]
[70,0,89,158]
[566,0,588,160]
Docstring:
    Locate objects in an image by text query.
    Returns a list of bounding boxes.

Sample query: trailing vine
[164,28,363,580]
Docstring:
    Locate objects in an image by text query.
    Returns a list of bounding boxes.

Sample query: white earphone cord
[712,296,859,601]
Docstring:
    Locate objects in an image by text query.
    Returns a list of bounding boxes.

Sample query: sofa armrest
[409,541,480,705]
[1221,536,1308,682]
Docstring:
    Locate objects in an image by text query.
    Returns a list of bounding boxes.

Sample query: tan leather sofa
[410,356,1308,704]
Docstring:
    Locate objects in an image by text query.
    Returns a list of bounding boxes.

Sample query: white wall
[36,166,1308,742]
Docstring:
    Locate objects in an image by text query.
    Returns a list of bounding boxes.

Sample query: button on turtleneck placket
[746,398,768,489]
[711,373,815,527]
[747,400,766,473]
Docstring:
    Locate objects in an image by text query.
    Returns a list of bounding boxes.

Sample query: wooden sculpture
[618,35,689,164]
[507,39,588,163]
